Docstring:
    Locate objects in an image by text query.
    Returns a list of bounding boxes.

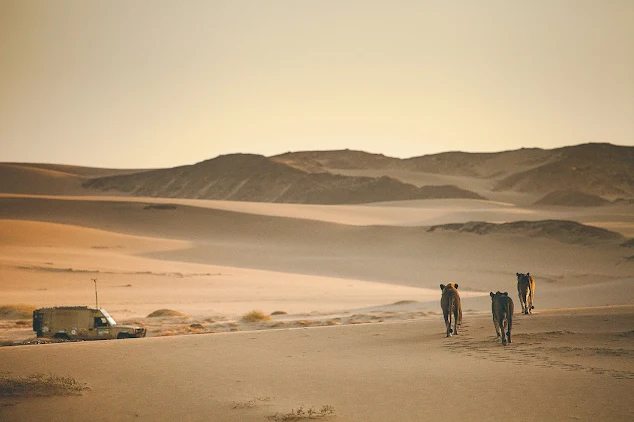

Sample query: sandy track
[1,306,633,421]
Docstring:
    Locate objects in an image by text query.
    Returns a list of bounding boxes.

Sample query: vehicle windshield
[100,309,117,326]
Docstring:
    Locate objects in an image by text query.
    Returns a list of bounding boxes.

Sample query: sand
[1,307,633,421]
[0,159,633,421]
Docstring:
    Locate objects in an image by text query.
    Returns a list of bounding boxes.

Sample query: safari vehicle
[33,306,146,340]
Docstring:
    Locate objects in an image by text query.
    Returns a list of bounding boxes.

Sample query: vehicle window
[94,317,109,327]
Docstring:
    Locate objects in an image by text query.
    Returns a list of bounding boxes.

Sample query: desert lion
[490,291,514,345]
[439,283,462,337]
[516,272,535,314]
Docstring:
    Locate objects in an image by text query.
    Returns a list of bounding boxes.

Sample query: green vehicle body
[33,306,146,340]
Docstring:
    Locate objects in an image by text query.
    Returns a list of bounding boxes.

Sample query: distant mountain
[272,150,398,171]
[400,148,554,178]
[493,143,634,199]
[278,143,634,201]
[83,154,484,204]
[276,147,554,178]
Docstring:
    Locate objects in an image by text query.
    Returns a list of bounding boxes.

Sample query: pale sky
[1,0,633,168]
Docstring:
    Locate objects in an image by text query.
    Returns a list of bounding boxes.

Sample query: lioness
[516,272,535,314]
[490,291,514,345]
[439,283,462,337]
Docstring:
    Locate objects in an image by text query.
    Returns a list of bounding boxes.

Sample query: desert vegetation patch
[0,372,87,398]
[267,405,335,421]
[241,310,271,323]
[146,309,187,318]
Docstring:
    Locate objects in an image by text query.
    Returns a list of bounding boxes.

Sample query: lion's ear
[503,292,508,296]
[527,272,530,276]
[440,284,445,290]
[454,284,459,289]
[516,272,520,276]
[490,292,494,298]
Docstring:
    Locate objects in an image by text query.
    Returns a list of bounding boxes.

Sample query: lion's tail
[507,300,513,333]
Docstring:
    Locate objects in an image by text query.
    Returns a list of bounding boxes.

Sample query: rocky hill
[83,154,484,204]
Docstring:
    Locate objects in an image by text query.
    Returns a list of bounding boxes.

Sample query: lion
[439,283,462,337]
[490,291,514,345]
[516,272,536,314]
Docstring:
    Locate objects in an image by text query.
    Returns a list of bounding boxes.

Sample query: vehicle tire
[54,333,70,340]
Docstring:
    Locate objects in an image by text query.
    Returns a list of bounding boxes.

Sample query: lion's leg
[506,309,512,344]
[493,316,501,339]
[526,289,531,314]
[453,306,459,335]
[528,283,535,313]
[443,309,451,337]
[500,317,508,345]
[517,290,525,314]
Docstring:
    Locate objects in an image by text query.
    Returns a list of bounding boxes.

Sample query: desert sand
[1,153,633,421]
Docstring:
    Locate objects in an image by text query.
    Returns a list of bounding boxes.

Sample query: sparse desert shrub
[241,310,271,323]
[231,396,271,409]
[271,311,287,316]
[146,309,187,318]
[0,305,36,320]
[267,405,335,421]
[0,372,87,397]
[189,323,204,329]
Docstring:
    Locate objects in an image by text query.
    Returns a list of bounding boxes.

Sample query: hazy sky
[1,1,633,168]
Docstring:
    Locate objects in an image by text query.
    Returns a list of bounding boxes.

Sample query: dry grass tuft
[146,309,187,318]
[241,310,271,323]
[0,373,87,397]
[231,396,272,409]
[0,305,36,320]
[267,405,335,421]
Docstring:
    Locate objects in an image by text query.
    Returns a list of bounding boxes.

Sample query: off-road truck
[33,306,146,340]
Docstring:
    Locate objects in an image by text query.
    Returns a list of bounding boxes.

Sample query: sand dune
[0,196,631,291]
[1,145,633,421]
[0,164,82,195]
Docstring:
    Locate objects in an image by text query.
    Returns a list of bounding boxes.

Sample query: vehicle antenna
[92,278,99,308]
